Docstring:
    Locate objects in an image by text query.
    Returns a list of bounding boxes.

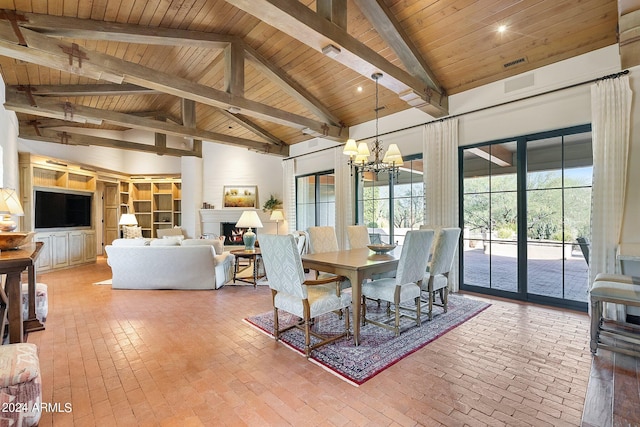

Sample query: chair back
[395,230,435,285]
[308,226,339,253]
[259,234,307,299]
[347,225,371,249]
[429,228,461,276]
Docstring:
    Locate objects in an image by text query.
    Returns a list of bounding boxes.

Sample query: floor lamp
[270,210,285,235]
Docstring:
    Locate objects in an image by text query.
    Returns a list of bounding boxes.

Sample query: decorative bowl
[0,232,34,251]
[367,244,397,254]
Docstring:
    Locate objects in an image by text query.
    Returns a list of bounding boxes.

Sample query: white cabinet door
[69,232,84,265]
[51,232,69,269]
[34,234,52,271]
[83,231,96,261]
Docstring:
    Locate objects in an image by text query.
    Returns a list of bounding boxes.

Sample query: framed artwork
[223,185,258,208]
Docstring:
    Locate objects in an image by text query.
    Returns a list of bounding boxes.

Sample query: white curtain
[423,118,460,290]
[282,158,296,234]
[590,75,633,320]
[334,146,353,249]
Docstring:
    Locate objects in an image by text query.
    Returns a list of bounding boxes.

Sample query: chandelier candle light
[343,73,403,177]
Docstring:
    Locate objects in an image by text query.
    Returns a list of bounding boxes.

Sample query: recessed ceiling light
[357,86,363,92]
[497,24,507,33]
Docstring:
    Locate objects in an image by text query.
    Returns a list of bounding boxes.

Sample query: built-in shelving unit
[129,178,181,238]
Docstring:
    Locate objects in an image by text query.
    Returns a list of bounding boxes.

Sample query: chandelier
[343,72,403,177]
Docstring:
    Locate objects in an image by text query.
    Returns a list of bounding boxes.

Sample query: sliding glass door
[460,125,591,310]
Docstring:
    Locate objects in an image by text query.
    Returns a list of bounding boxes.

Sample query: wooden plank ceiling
[0,0,619,157]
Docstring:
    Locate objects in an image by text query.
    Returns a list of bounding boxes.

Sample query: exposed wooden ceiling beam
[220,110,285,146]
[244,44,342,126]
[3,10,342,130]
[0,20,344,140]
[468,146,513,167]
[225,0,448,117]
[14,10,236,48]
[9,83,159,96]
[5,89,289,156]
[353,0,443,93]
[19,126,199,157]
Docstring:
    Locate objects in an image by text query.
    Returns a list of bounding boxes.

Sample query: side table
[231,249,265,288]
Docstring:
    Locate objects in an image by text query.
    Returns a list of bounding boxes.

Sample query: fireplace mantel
[199,209,275,238]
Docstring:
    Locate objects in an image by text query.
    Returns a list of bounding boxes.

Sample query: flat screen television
[35,190,92,229]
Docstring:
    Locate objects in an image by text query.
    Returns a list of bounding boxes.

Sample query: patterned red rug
[244,294,490,386]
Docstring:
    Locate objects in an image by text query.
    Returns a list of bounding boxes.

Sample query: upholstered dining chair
[307,226,351,290]
[347,225,371,249]
[421,227,461,320]
[361,229,434,336]
[259,234,352,357]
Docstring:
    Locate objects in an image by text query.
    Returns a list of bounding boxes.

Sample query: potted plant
[262,194,282,213]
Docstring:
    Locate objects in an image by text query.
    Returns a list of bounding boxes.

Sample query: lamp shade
[343,139,358,156]
[0,188,24,216]
[356,142,370,156]
[236,211,263,229]
[269,210,285,221]
[118,213,138,226]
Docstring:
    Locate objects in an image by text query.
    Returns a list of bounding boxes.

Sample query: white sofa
[105,238,234,290]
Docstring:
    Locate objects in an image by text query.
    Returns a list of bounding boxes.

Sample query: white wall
[0,79,19,190]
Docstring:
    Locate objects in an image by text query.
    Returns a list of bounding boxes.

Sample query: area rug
[244,294,490,386]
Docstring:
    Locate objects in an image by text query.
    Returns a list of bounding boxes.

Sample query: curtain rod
[283,69,630,161]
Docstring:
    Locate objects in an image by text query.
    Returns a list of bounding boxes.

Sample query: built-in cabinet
[19,153,182,271]
[34,230,96,272]
[126,179,181,238]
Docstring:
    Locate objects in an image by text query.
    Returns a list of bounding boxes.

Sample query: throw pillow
[123,225,143,239]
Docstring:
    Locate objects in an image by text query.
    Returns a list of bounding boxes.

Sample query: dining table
[301,246,401,346]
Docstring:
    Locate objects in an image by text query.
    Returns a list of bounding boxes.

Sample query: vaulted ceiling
[0,0,620,158]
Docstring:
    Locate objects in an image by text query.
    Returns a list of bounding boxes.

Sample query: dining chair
[307,226,351,290]
[361,229,434,336]
[421,227,461,320]
[347,225,371,249]
[259,234,352,358]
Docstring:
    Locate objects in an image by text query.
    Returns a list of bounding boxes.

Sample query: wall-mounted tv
[35,190,92,229]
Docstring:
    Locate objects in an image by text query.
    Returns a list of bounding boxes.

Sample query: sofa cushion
[181,238,224,255]
[149,238,181,246]
[112,238,150,246]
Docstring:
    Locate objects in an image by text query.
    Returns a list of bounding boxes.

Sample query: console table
[0,242,43,343]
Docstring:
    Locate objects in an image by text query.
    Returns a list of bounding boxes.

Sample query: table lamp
[118,213,138,237]
[270,209,285,235]
[236,210,263,251]
[0,188,24,232]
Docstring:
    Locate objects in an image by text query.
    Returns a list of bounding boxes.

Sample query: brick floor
[27,257,597,426]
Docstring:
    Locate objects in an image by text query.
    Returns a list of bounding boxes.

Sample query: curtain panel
[334,146,353,250]
[590,75,633,320]
[422,118,460,291]
[282,158,296,235]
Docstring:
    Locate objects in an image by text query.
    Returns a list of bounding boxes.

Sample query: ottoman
[0,343,42,426]
[21,283,48,322]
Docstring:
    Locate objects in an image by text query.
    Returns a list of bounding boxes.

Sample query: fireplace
[221,222,253,245]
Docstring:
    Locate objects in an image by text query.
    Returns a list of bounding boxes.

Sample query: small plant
[262,194,282,212]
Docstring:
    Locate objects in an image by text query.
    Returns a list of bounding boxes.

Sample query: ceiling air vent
[503,57,528,68]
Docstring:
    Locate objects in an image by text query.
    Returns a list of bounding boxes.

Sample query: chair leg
[428,290,434,321]
[344,306,350,338]
[442,288,448,313]
[386,301,391,317]
[273,307,280,341]
[304,317,311,358]
[394,303,400,337]
[590,298,601,354]
[361,295,367,326]
[415,296,421,327]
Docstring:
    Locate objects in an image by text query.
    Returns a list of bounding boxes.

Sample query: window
[356,155,424,245]
[295,170,335,231]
